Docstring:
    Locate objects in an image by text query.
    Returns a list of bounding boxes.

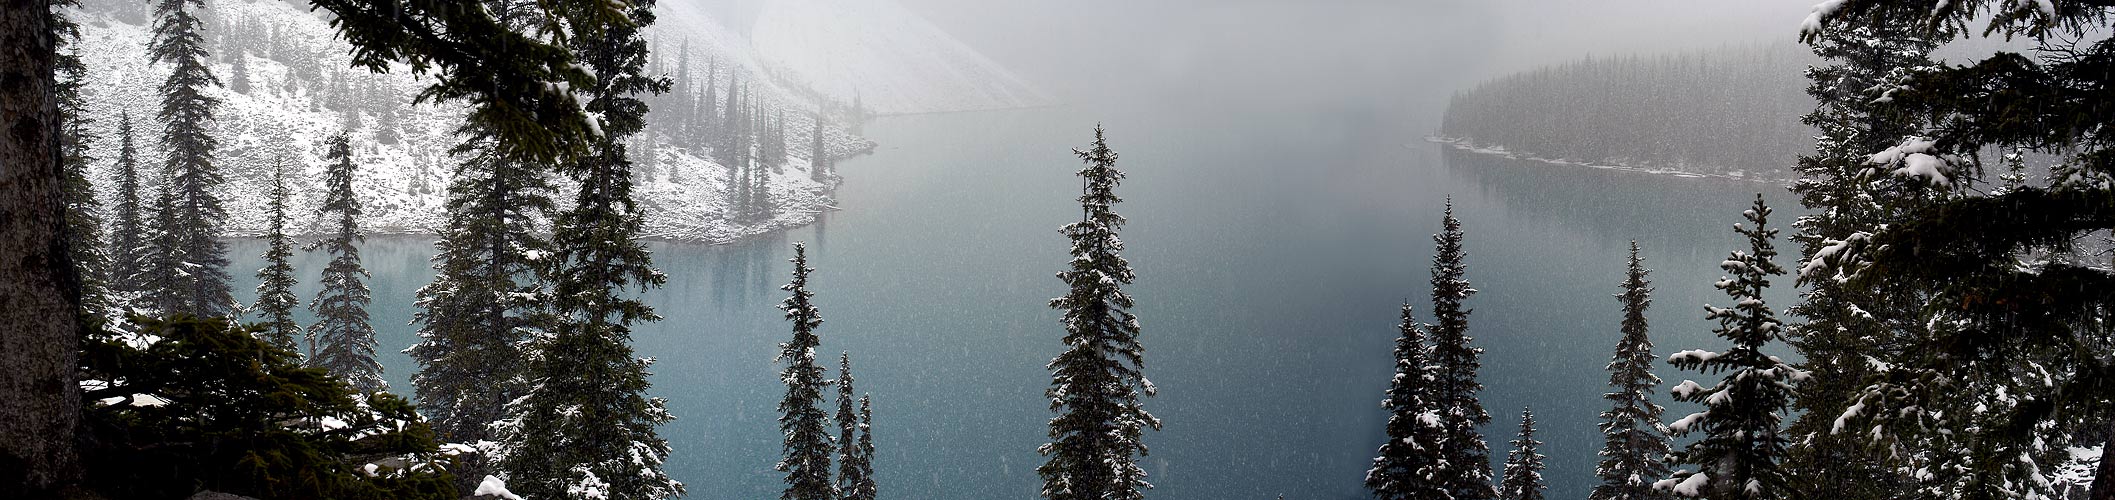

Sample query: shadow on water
[1438,146,1798,266]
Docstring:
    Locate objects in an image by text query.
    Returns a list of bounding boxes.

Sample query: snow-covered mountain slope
[746,0,1053,114]
[71,0,867,243]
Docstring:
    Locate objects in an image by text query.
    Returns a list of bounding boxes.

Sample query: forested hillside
[1439,44,1816,182]
[70,0,884,242]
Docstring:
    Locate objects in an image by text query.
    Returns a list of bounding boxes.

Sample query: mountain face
[748,0,1054,115]
[67,0,1030,243]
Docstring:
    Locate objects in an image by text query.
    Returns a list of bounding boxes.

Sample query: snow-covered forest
[1438,44,1816,182]
[3,1,2114,500]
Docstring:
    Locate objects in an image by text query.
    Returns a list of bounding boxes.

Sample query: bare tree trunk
[0,0,85,497]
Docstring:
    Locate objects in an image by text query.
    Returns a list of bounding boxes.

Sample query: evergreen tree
[1780,8,1936,500]
[78,316,457,499]
[850,394,878,500]
[108,113,149,301]
[810,113,831,182]
[1659,195,1799,500]
[1366,302,1447,500]
[836,352,873,500]
[253,158,299,353]
[306,133,385,393]
[699,56,718,143]
[146,0,235,318]
[499,0,681,496]
[409,133,554,494]
[776,243,837,500]
[56,16,107,322]
[228,51,249,94]
[141,170,187,314]
[1039,125,1159,500]
[1427,198,1495,500]
[1798,2,2115,495]
[717,73,743,166]
[408,7,558,496]
[1592,242,1673,500]
[1499,408,1547,500]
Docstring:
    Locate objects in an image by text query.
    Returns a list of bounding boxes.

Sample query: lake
[227,102,1800,499]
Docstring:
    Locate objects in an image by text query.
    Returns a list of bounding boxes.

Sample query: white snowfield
[747,0,1054,114]
[70,0,973,243]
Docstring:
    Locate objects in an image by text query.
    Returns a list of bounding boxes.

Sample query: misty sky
[885,0,1822,121]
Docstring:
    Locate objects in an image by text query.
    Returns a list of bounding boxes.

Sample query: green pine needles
[1661,195,1800,500]
[1040,125,1159,500]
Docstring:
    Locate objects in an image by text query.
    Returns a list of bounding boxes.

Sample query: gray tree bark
[0,0,85,496]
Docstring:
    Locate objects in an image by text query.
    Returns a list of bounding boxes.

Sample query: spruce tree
[776,243,837,500]
[228,51,248,94]
[836,352,873,500]
[147,0,235,318]
[1660,195,1799,500]
[499,0,681,496]
[810,113,831,182]
[1366,302,1447,500]
[1499,408,1547,500]
[1428,198,1494,500]
[1796,2,2115,493]
[306,133,385,393]
[700,57,718,143]
[409,135,554,494]
[1780,8,1935,500]
[850,394,878,500]
[141,171,187,315]
[1039,125,1159,500]
[1592,242,1673,500]
[56,12,107,323]
[407,6,559,492]
[108,113,149,302]
[253,159,299,353]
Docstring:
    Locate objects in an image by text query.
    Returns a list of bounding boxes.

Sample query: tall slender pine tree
[776,243,836,500]
[407,4,554,492]
[1660,195,1800,500]
[1039,125,1158,500]
[836,352,873,500]
[499,1,681,496]
[306,133,384,392]
[145,0,234,318]
[1500,408,1547,500]
[253,158,299,353]
[107,113,148,303]
[1593,242,1673,500]
[1428,198,1494,500]
[849,394,877,500]
[406,8,552,493]
[810,113,831,182]
[56,11,106,322]
[1367,302,1447,499]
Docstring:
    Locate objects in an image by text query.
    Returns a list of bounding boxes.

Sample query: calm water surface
[230,103,1799,499]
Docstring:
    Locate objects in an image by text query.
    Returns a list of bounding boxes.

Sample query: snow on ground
[746,0,1054,114]
[1426,136,1792,185]
[72,0,870,243]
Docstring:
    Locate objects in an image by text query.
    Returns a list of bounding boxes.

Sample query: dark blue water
[229,103,1799,499]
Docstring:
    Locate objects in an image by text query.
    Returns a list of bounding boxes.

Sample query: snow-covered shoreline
[1426,136,1794,185]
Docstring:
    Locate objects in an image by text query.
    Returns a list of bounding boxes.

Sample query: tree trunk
[0,0,85,497]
